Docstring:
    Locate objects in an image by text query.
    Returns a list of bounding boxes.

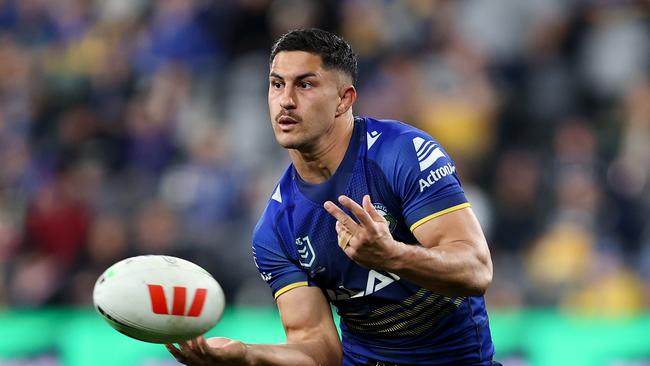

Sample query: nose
[279,87,296,110]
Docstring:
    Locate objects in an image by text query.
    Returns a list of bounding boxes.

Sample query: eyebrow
[269,72,318,81]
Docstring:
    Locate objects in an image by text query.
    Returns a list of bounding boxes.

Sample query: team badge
[295,236,316,268]
[373,203,397,233]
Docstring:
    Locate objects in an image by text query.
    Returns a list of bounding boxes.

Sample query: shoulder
[361,116,446,170]
[362,117,438,155]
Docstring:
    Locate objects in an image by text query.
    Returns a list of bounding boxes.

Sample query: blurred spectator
[132,0,222,73]
[416,35,498,170]
[132,198,179,256]
[526,223,596,306]
[0,0,58,47]
[577,1,650,101]
[63,213,129,305]
[7,160,93,306]
[490,148,543,253]
[563,248,644,316]
[160,124,249,247]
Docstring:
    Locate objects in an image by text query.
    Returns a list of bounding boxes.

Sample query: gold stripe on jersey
[397,297,466,336]
[364,288,429,316]
[392,303,455,336]
[409,202,471,232]
[341,290,466,337]
[343,297,458,336]
[346,290,437,328]
[274,281,308,299]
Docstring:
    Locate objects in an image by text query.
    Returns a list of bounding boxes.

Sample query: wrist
[242,343,257,366]
[383,239,407,273]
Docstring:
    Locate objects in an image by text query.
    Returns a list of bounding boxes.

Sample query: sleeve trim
[409,202,471,232]
[273,281,309,300]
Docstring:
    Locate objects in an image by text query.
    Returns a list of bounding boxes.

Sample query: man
[167,28,498,366]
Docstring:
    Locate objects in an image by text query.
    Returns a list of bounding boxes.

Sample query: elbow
[472,266,493,296]
[462,272,491,297]
[464,256,493,296]
[446,264,492,297]
[470,240,494,296]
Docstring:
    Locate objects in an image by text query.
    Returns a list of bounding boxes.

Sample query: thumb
[363,195,386,223]
[205,337,233,348]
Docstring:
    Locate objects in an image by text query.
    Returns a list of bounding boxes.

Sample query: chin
[274,132,303,150]
[276,136,309,151]
[277,139,302,150]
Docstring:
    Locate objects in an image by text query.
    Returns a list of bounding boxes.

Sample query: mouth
[276,114,300,131]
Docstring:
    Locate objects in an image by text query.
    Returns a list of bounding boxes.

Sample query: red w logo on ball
[147,284,207,317]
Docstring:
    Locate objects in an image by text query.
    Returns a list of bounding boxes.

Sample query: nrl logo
[295,236,316,268]
[373,203,397,233]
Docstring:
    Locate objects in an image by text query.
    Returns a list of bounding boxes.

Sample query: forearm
[245,340,340,366]
[384,240,492,297]
[239,286,342,366]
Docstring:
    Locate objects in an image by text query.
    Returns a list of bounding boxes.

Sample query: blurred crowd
[0,0,648,315]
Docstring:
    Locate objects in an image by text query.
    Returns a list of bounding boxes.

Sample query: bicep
[412,207,489,258]
[276,286,341,348]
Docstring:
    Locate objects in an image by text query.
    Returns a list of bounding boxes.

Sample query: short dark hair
[270,28,358,83]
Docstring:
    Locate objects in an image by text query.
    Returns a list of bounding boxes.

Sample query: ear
[336,85,357,117]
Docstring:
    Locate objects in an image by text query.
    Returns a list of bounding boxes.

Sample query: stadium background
[0,0,649,365]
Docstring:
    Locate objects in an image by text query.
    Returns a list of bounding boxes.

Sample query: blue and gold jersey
[252,117,495,365]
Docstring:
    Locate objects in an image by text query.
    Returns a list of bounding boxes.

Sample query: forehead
[270,51,326,77]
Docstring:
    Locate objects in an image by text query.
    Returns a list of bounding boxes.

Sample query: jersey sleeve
[252,213,309,300]
[382,131,469,232]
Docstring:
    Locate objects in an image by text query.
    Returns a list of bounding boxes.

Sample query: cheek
[268,96,279,116]
[310,93,339,116]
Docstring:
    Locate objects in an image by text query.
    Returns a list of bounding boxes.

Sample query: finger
[337,229,353,249]
[338,195,375,228]
[335,221,353,249]
[165,344,190,365]
[196,336,208,355]
[363,195,386,223]
[335,220,347,235]
[179,341,203,365]
[179,340,192,353]
[188,338,197,351]
[165,344,188,364]
[178,341,193,357]
[190,337,205,355]
[324,200,360,232]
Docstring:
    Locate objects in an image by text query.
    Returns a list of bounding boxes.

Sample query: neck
[289,114,355,184]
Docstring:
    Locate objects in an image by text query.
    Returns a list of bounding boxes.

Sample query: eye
[271,80,283,89]
[298,81,312,89]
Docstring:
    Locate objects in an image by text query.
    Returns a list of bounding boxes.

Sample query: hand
[323,195,400,270]
[165,336,249,365]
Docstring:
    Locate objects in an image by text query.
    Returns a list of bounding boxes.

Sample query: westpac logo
[295,236,316,268]
[412,137,445,171]
[146,284,207,317]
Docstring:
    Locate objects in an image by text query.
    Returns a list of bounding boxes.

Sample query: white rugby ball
[93,255,225,344]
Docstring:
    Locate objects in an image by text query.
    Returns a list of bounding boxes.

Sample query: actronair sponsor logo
[412,137,446,171]
[419,163,456,192]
